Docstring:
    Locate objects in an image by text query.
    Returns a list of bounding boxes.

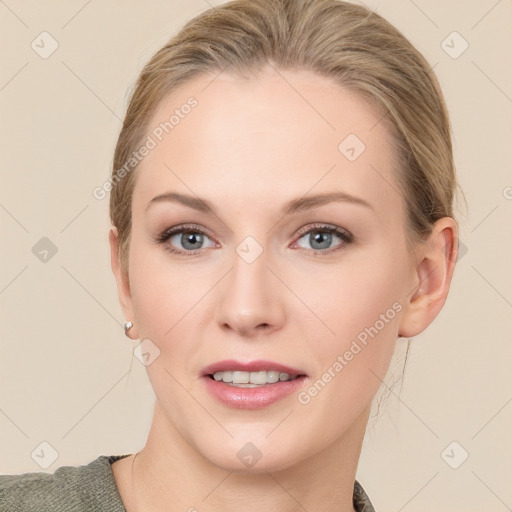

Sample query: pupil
[311,231,331,249]
[183,232,202,250]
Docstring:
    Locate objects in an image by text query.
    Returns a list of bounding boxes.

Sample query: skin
[109,64,458,512]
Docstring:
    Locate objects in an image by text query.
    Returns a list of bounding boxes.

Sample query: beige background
[1,0,511,510]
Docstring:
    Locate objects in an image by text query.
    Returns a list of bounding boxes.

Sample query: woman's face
[112,66,430,471]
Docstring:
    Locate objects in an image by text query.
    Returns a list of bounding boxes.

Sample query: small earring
[124,321,134,338]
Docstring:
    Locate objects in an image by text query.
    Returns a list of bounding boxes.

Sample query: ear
[398,217,459,338]
[109,227,139,340]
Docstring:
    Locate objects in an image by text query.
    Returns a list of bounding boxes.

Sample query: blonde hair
[110,0,464,274]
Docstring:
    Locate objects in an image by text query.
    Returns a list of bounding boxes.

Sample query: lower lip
[202,375,307,409]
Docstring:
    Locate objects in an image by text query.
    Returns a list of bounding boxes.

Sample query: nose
[215,246,285,338]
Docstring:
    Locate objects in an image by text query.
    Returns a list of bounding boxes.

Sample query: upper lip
[202,359,307,377]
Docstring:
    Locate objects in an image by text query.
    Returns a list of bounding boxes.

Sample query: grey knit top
[0,454,376,511]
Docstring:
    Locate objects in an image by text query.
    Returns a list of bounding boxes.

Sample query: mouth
[201,360,309,409]
[201,359,308,388]
[206,370,306,387]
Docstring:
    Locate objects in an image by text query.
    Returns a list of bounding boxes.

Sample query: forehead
[133,65,403,221]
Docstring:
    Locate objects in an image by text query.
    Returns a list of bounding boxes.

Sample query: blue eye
[155,223,353,256]
[294,224,353,254]
[156,224,216,255]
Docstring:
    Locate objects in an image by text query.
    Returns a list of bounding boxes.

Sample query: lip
[201,359,308,410]
[201,359,307,377]
[202,374,308,409]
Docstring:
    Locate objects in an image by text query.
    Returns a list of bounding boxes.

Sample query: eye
[293,223,353,254]
[155,222,354,256]
[155,224,216,255]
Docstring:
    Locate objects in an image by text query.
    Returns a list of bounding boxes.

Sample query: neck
[126,401,369,512]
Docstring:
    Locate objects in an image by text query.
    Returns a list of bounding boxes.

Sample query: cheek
[127,234,207,340]
[292,248,403,343]
[294,269,401,434]
[293,250,402,395]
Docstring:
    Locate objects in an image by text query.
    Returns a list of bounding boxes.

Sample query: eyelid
[294,222,353,241]
[155,222,354,255]
[155,223,216,243]
[290,223,354,254]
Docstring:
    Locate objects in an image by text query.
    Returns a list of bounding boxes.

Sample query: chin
[196,434,304,474]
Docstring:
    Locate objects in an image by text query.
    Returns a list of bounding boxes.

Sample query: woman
[0,0,462,510]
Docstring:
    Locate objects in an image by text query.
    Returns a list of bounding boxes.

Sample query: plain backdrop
[1,1,511,511]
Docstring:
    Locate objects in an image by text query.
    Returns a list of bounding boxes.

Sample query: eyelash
[154,223,354,256]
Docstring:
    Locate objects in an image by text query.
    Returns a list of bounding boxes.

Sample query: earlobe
[109,227,138,339]
[398,217,459,338]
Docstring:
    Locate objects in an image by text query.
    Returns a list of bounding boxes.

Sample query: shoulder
[354,479,376,512]
[0,454,130,512]
[0,469,63,511]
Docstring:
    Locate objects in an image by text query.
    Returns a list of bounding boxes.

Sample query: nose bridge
[215,234,284,334]
[233,236,268,292]
[231,236,271,311]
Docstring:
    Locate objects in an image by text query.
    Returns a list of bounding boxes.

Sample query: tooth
[221,371,233,383]
[232,371,250,384]
[249,371,268,385]
[211,370,299,384]
[267,371,280,383]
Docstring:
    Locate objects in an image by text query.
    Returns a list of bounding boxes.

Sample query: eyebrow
[145,190,374,215]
